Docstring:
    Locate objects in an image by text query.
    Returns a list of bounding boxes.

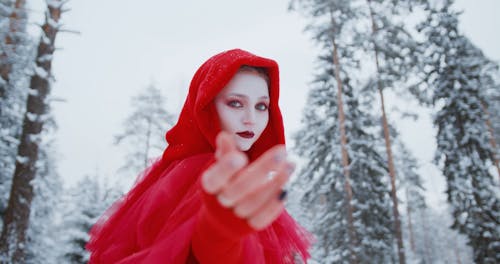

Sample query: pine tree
[343,78,395,263]
[487,76,500,150]
[413,207,473,263]
[25,134,64,264]
[480,66,500,181]
[0,1,66,262]
[290,0,359,260]
[114,84,175,178]
[393,140,426,262]
[417,1,500,262]
[291,1,396,261]
[363,1,427,261]
[291,1,440,262]
[59,175,121,263]
[293,50,396,263]
[0,0,28,84]
[291,51,349,262]
[0,0,34,228]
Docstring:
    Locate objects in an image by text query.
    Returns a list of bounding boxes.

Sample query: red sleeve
[191,190,264,263]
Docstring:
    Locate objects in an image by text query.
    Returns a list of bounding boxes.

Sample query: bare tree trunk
[0,0,26,95]
[379,81,406,263]
[0,1,63,262]
[454,241,462,264]
[405,189,416,252]
[481,101,500,182]
[420,209,432,264]
[333,41,358,264]
[367,1,406,263]
[329,7,358,264]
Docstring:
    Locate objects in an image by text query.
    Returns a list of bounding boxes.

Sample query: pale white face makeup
[215,71,270,151]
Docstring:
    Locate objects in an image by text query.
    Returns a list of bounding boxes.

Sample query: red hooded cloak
[87,49,312,263]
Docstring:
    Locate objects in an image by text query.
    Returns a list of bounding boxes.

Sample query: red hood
[163,48,285,163]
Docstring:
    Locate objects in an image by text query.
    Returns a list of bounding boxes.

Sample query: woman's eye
[227,100,243,108]
[256,103,268,111]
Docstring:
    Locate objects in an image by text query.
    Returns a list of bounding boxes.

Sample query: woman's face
[215,71,270,151]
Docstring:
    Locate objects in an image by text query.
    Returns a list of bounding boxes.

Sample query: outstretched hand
[201,131,295,230]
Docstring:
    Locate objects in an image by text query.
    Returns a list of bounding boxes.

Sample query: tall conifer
[291,1,395,262]
[0,1,66,261]
[417,1,500,261]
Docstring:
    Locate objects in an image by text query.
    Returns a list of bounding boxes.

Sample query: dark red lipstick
[237,131,254,139]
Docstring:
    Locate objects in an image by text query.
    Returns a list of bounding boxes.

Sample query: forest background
[0,0,499,263]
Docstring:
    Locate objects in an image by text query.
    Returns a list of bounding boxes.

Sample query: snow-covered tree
[480,65,500,181]
[0,1,66,262]
[0,0,34,229]
[0,0,30,87]
[292,51,396,263]
[393,140,427,262]
[362,1,426,260]
[411,207,473,264]
[59,175,122,263]
[290,1,363,261]
[488,77,500,150]
[290,1,396,261]
[290,51,347,262]
[24,135,64,264]
[114,84,175,177]
[290,0,444,262]
[417,0,500,262]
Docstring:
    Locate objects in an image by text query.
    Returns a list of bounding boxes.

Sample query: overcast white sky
[27,0,500,208]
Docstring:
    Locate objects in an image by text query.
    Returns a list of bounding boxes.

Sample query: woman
[87,49,312,263]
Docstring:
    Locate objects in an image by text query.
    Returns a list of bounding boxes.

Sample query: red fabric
[87,49,312,263]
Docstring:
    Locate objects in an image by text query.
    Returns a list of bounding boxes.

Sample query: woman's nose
[243,108,256,125]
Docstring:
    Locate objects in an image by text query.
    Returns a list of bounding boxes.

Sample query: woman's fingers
[215,131,238,160]
[232,163,292,219]
[202,133,293,230]
[217,145,292,206]
[202,152,247,194]
[202,132,248,194]
[248,199,285,230]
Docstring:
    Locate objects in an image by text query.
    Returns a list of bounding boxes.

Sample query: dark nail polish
[278,189,288,201]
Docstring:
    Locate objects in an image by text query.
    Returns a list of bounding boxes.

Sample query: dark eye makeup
[227,100,243,108]
[225,98,269,112]
[255,103,269,111]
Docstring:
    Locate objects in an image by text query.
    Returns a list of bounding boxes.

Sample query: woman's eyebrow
[227,93,247,98]
[227,93,269,100]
